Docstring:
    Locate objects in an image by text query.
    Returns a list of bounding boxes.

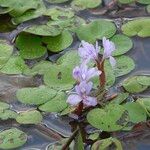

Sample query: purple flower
[73,64,101,82]
[67,81,97,107]
[78,41,99,63]
[102,37,116,67]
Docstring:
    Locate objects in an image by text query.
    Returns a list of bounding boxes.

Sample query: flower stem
[75,102,83,116]
[96,60,106,87]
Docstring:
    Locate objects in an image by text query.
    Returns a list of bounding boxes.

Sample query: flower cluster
[67,37,116,108]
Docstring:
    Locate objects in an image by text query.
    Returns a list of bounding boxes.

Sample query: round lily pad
[0,40,13,69]
[111,34,133,56]
[0,128,27,149]
[76,19,116,43]
[114,56,135,77]
[87,104,129,131]
[24,24,62,36]
[16,86,57,105]
[16,110,43,124]
[121,18,150,37]
[42,30,73,52]
[16,33,47,59]
[0,56,29,74]
[123,102,147,123]
[137,76,150,86]
[71,0,102,11]
[46,0,69,3]
[39,92,68,113]
[122,76,148,93]
[44,7,74,20]
[44,65,75,90]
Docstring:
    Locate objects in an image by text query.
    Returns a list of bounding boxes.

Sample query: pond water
[0,0,150,150]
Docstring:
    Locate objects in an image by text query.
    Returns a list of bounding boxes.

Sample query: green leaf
[0,40,13,69]
[137,0,150,4]
[39,92,68,113]
[114,56,135,77]
[11,0,46,25]
[0,109,18,120]
[75,131,84,150]
[123,102,147,123]
[147,5,150,13]
[16,86,57,105]
[111,34,133,56]
[46,0,69,3]
[122,76,148,93]
[71,0,102,11]
[121,18,150,37]
[87,104,129,131]
[24,24,62,36]
[16,33,47,59]
[136,76,150,86]
[16,110,43,124]
[42,30,73,52]
[44,65,75,90]
[92,137,123,150]
[0,101,10,110]
[30,60,53,75]
[118,0,134,4]
[110,93,129,104]
[76,19,116,43]
[88,132,99,140]
[0,128,27,149]
[44,7,74,20]
[0,55,29,74]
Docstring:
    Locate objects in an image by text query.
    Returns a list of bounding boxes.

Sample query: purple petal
[109,56,116,68]
[86,67,102,81]
[66,94,82,106]
[83,96,97,107]
[72,66,81,81]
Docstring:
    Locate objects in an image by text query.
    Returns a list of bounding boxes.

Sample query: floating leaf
[114,56,135,77]
[0,40,13,69]
[24,24,62,36]
[39,92,68,113]
[76,19,116,43]
[87,104,129,131]
[30,60,53,75]
[111,34,133,56]
[71,0,102,11]
[92,137,123,150]
[16,110,43,124]
[44,7,74,20]
[123,102,147,123]
[11,0,46,25]
[0,101,10,110]
[44,65,75,90]
[122,76,148,93]
[121,18,150,37]
[88,133,99,140]
[0,109,18,120]
[16,86,57,105]
[0,128,27,149]
[137,0,150,4]
[110,93,129,104]
[118,0,134,4]
[16,33,47,59]
[42,30,73,52]
[137,98,150,116]
[46,0,69,3]
[0,55,29,74]
[136,76,150,86]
